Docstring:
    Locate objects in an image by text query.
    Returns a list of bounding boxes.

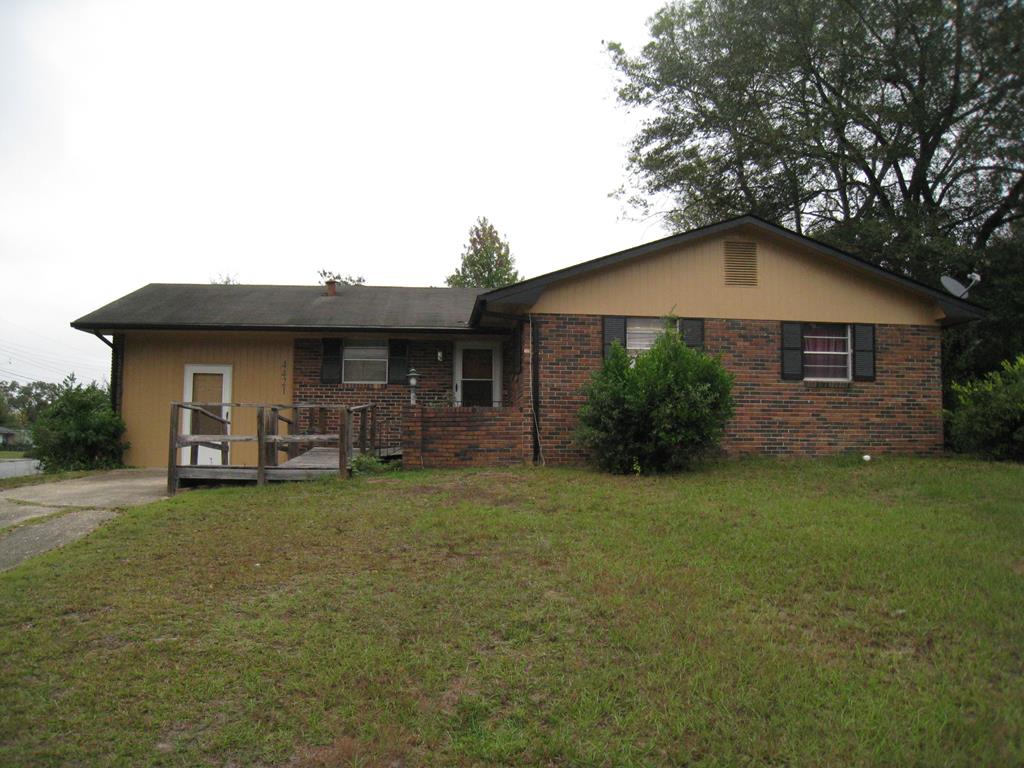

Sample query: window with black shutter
[852,324,876,381]
[781,322,803,380]
[678,318,705,351]
[603,316,626,358]
[387,340,409,384]
[321,339,342,384]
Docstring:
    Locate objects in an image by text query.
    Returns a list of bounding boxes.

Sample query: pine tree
[446,217,520,289]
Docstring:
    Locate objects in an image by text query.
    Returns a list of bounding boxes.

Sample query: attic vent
[724,241,758,286]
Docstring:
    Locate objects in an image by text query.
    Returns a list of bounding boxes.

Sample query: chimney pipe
[325,279,337,297]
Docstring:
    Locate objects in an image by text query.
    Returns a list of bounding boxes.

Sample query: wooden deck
[168,401,395,493]
[175,445,401,484]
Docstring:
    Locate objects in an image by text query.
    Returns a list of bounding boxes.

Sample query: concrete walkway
[0,469,166,571]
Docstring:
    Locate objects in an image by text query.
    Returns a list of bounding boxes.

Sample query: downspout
[530,314,544,465]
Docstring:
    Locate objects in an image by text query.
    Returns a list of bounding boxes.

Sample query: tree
[0,379,61,426]
[210,273,240,285]
[31,376,127,471]
[446,217,520,289]
[577,322,734,473]
[609,0,1024,384]
[317,269,365,286]
[610,0,1023,255]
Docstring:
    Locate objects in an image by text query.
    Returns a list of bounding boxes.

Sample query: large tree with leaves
[610,0,1024,382]
[446,217,520,289]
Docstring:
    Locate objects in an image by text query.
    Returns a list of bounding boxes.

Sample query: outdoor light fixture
[406,368,420,404]
[437,349,444,362]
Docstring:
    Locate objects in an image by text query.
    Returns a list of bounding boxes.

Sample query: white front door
[181,364,233,464]
[453,341,502,407]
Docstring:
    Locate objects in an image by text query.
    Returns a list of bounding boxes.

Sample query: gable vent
[724,241,758,286]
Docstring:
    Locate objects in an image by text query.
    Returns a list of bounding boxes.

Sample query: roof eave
[70,321,480,334]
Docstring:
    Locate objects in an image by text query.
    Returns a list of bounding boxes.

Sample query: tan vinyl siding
[528,228,944,325]
[121,331,293,467]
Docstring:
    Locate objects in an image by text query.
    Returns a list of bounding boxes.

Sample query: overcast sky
[1,0,668,385]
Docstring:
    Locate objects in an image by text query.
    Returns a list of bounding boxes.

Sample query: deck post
[256,406,266,486]
[369,405,378,456]
[338,408,350,477]
[268,408,279,467]
[167,403,179,496]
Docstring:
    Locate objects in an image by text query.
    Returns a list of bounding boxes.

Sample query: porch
[167,402,392,494]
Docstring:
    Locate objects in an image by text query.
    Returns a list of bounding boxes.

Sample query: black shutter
[603,316,626,358]
[321,339,342,384]
[852,324,875,381]
[781,322,803,380]
[388,340,409,384]
[678,318,704,351]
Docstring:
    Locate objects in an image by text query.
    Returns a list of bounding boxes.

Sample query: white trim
[181,364,233,464]
[453,340,502,407]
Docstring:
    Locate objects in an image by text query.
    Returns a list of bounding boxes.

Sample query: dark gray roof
[476,215,987,326]
[72,284,480,332]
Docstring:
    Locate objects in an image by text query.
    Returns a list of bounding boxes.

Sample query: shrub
[30,378,127,471]
[350,454,400,475]
[948,355,1024,461]
[577,323,734,473]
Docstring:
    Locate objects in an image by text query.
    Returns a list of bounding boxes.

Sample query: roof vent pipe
[325,279,337,297]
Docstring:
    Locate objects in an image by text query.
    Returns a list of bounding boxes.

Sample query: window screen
[626,318,664,354]
[342,342,388,383]
[802,323,850,380]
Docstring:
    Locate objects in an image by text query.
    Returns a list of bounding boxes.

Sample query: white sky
[0,0,668,385]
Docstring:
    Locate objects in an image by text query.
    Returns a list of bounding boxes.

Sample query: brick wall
[402,404,532,468]
[530,313,943,463]
[530,314,603,463]
[293,338,455,445]
[293,336,522,448]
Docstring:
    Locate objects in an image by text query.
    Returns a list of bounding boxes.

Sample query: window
[802,323,850,380]
[342,341,388,383]
[625,317,665,355]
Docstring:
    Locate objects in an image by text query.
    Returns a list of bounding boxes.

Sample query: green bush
[350,453,400,475]
[30,378,127,471]
[577,323,734,473]
[948,355,1024,461]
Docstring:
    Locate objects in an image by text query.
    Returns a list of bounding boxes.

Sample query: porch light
[406,368,420,404]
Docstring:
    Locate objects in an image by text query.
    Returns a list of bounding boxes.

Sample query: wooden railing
[167,402,382,494]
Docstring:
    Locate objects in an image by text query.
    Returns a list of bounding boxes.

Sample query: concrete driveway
[0,469,167,571]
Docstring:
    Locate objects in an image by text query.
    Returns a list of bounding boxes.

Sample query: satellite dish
[940,273,981,299]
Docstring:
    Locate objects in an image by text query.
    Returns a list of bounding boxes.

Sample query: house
[0,426,18,447]
[72,215,983,472]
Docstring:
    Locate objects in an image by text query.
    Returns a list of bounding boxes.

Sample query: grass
[1,456,1022,767]
[0,450,26,459]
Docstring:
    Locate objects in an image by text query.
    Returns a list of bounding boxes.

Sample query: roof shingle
[72,284,480,332]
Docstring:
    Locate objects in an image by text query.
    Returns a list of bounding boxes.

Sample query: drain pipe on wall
[529,314,545,465]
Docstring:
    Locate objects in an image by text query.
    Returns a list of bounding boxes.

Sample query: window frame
[341,341,389,384]
[625,316,667,357]
[801,323,852,382]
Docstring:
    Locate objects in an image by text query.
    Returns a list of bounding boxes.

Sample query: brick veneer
[530,314,603,463]
[402,405,532,468]
[293,338,454,445]
[529,313,943,463]
[293,337,518,447]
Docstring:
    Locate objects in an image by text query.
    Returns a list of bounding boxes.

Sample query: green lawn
[0,450,26,459]
[1,457,1022,766]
